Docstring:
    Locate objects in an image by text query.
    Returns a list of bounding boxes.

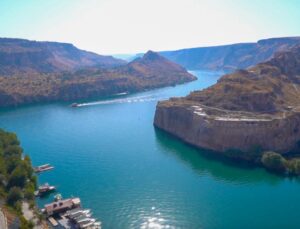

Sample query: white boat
[35,183,56,196]
[68,209,91,218]
[66,208,82,216]
[91,222,101,229]
[80,220,96,229]
[77,217,95,224]
[73,213,92,221]
[115,92,128,96]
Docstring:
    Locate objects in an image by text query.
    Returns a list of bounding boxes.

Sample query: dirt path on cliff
[22,202,47,229]
[194,103,300,120]
[0,208,8,229]
[193,104,280,121]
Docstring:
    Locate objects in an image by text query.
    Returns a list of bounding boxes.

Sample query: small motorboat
[71,103,79,107]
[67,208,88,218]
[94,222,101,226]
[79,219,96,228]
[34,183,56,196]
[115,92,128,96]
[77,217,95,224]
[72,211,92,221]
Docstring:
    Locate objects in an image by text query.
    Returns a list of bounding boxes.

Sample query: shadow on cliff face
[154,128,299,185]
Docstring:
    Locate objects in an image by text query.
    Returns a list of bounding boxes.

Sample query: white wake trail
[76,94,167,107]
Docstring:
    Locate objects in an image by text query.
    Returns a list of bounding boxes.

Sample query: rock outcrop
[154,46,300,157]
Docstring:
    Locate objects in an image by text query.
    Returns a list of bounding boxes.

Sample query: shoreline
[154,126,300,177]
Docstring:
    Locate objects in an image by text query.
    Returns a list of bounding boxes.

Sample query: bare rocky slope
[0,51,196,107]
[154,45,300,159]
[160,37,300,71]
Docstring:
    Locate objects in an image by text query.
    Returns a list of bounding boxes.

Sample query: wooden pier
[34,164,54,173]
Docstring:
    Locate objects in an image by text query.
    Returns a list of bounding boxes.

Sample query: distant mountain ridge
[0,38,126,75]
[159,37,300,71]
[0,50,196,107]
[125,50,189,76]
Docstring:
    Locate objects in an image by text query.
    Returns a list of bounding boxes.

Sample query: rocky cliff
[154,45,300,157]
[0,51,196,107]
[160,37,300,71]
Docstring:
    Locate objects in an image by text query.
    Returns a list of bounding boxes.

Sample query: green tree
[4,145,22,157]
[261,151,286,172]
[5,155,21,174]
[24,182,35,201]
[7,186,23,206]
[0,129,37,211]
[20,216,34,229]
[22,155,34,177]
[0,130,19,148]
[7,166,27,189]
[286,159,300,175]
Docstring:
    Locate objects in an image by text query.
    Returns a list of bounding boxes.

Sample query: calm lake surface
[1,70,300,229]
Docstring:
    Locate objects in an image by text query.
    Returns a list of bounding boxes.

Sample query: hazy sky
[1,0,300,54]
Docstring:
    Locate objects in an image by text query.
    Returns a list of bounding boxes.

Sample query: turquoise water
[1,71,300,229]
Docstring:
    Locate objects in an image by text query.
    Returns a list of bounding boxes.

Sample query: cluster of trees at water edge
[0,129,37,228]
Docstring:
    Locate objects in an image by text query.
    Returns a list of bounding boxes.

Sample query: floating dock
[48,217,58,227]
[35,162,101,228]
[43,196,101,229]
[42,197,81,217]
[34,164,54,173]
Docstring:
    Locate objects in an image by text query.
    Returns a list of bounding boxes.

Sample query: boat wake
[75,94,167,107]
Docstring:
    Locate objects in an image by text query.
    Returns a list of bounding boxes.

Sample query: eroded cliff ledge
[154,45,300,158]
[155,100,300,157]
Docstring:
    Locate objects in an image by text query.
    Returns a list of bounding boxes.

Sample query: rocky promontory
[154,45,300,163]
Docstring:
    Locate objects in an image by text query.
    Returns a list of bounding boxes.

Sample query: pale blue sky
[1,0,300,54]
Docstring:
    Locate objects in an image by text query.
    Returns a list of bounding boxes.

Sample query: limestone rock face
[154,45,300,155]
[154,101,300,155]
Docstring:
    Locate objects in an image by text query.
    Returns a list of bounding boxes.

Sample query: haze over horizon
[1,0,300,55]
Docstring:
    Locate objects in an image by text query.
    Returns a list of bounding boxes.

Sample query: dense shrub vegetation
[285,158,300,175]
[261,151,300,175]
[0,129,36,210]
[261,151,286,172]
